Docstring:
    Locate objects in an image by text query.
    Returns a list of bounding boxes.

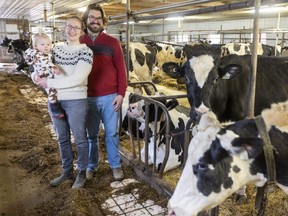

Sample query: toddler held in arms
[24,33,65,119]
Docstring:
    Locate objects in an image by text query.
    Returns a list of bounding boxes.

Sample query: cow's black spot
[196,139,233,196]
[233,44,241,52]
[175,49,182,59]
[135,48,145,66]
[223,177,233,189]
[145,52,156,72]
[233,165,241,173]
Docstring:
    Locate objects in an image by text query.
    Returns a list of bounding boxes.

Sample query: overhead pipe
[108,0,287,25]
[110,0,221,20]
[109,1,255,25]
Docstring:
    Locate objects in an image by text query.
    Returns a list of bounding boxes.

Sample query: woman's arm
[47,59,92,89]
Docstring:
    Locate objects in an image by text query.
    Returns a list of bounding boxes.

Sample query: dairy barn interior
[1,0,288,216]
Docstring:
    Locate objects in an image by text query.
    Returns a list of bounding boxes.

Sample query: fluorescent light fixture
[78,7,87,12]
[250,6,287,13]
[165,17,184,21]
[121,20,152,24]
[122,21,135,24]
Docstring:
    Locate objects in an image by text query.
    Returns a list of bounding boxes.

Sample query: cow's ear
[219,64,242,80]
[231,137,263,159]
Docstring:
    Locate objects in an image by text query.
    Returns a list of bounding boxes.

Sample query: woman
[36,16,93,189]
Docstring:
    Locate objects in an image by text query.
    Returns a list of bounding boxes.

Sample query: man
[81,4,127,181]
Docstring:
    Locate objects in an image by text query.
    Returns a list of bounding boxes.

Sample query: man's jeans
[86,93,121,170]
[49,99,89,173]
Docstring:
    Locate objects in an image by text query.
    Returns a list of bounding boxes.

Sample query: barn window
[174,34,189,43]
[207,34,221,44]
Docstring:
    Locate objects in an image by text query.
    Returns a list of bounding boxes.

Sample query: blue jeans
[86,93,121,170]
[49,99,89,173]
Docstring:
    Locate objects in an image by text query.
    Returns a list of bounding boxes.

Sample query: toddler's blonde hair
[33,33,51,49]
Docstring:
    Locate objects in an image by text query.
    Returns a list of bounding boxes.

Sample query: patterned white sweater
[47,44,93,100]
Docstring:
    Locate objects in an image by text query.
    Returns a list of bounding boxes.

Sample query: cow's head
[6,41,14,54]
[127,93,179,123]
[168,111,269,216]
[6,39,30,54]
[163,53,243,121]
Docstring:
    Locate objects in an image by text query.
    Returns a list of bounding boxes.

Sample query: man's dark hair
[82,3,109,28]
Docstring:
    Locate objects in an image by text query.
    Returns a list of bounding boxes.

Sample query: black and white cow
[6,39,30,72]
[163,44,288,202]
[1,37,12,47]
[168,101,288,216]
[127,42,186,95]
[121,91,190,172]
[220,42,281,57]
[163,44,288,122]
[128,42,158,95]
[152,42,186,85]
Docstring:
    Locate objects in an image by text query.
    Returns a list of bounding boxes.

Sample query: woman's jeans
[49,99,89,174]
[86,93,121,170]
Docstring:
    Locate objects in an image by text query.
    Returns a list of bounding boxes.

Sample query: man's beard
[87,23,103,33]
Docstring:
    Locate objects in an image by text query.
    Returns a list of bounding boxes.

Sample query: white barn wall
[107,17,288,46]
[106,25,149,42]
[147,17,288,46]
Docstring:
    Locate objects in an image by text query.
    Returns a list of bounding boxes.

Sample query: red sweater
[80,31,127,97]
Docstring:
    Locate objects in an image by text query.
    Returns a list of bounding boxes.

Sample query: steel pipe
[110,0,221,20]
[108,0,287,26]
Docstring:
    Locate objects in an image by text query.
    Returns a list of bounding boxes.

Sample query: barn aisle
[0,70,169,216]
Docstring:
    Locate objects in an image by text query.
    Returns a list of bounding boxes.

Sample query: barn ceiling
[1,0,288,25]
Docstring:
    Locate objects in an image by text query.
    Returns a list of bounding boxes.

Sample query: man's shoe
[112,168,124,181]
[86,169,96,180]
[72,170,86,189]
[50,172,74,187]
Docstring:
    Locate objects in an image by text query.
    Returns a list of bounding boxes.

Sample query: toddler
[24,33,65,119]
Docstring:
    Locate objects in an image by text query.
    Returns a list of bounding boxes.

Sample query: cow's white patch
[221,43,251,56]
[195,103,209,114]
[190,55,214,88]
[261,100,288,133]
[216,130,239,154]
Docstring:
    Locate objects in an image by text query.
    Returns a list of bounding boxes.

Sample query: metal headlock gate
[119,82,192,197]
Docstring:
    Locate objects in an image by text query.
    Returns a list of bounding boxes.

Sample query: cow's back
[254,55,288,114]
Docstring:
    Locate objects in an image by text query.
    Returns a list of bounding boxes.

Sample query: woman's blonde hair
[66,15,84,29]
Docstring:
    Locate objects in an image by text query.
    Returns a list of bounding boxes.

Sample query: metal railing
[121,82,191,178]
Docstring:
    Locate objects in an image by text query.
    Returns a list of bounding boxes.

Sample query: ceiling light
[122,21,135,24]
[78,7,87,12]
[165,17,184,21]
[250,6,287,14]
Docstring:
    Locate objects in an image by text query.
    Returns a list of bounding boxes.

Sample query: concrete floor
[102,178,167,215]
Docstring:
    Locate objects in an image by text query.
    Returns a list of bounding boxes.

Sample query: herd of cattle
[122,41,288,215]
[4,37,288,214]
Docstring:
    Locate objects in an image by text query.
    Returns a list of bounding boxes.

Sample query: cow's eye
[197,162,208,171]
[193,162,208,175]
[212,75,219,85]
